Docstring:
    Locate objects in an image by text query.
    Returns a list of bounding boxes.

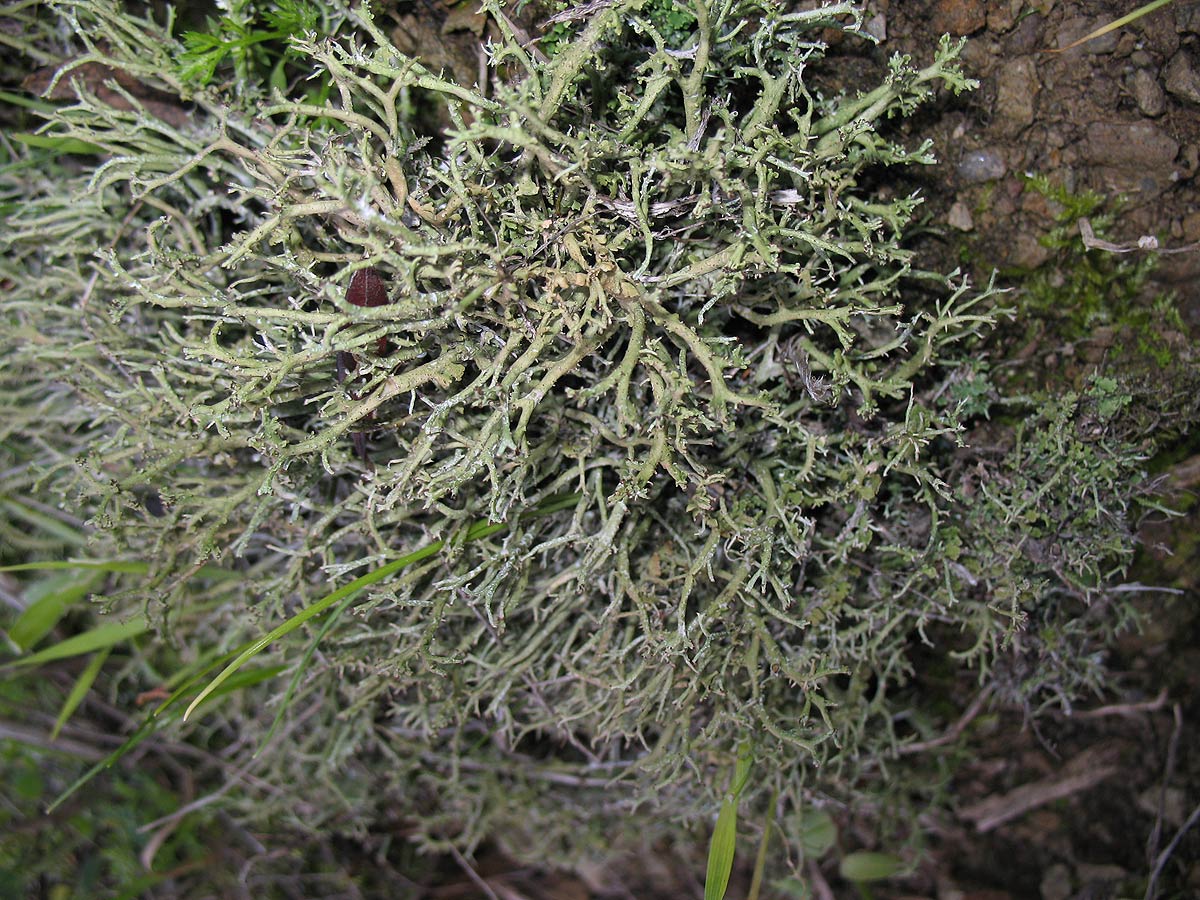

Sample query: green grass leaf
[704,742,754,900]
[0,560,150,575]
[46,662,287,813]
[182,542,442,720]
[0,559,234,579]
[0,90,59,114]
[184,492,581,721]
[705,797,740,900]
[1,498,89,548]
[3,616,147,669]
[254,586,358,756]
[7,569,103,651]
[746,789,777,900]
[50,647,110,740]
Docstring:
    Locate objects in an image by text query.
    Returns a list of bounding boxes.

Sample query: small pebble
[1040,863,1072,900]
[862,13,886,42]
[1010,232,1051,270]
[1164,50,1200,105]
[986,0,1023,34]
[1082,122,1179,169]
[947,201,974,231]
[932,0,986,36]
[1175,2,1200,35]
[1128,68,1167,117]
[993,56,1040,134]
[957,148,1007,183]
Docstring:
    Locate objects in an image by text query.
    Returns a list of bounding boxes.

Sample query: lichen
[2,0,1188,878]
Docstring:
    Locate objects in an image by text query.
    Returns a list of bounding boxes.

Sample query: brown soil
[895,0,1200,300]
[873,4,1200,893]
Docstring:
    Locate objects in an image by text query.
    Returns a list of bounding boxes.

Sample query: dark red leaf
[346,267,389,307]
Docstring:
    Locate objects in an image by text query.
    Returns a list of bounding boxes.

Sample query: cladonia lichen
[3,0,1181,872]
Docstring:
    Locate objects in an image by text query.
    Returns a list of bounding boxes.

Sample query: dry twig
[958,744,1121,833]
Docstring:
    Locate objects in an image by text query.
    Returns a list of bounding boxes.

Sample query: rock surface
[1128,67,1167,117]
[993,56,1039,135]
[1164,50,1200,105]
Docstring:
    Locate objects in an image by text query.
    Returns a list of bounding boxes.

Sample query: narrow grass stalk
[183,492,582,719]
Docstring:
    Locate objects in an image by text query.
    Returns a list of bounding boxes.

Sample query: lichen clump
[0,0,1164,868]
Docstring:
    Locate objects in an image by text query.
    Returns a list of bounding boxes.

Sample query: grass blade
[746,789,777,900]
[10,132,105,154]
[50,647,111,740]
[3,616,147,669]
[704,742,754,900]
[1050,0,1174,52]
[184,491,582,721]
[7,569,103,651]
[183,541,444,720]
[45,663,287,813]
[0,89,60,114]
[254,586,358,756]
[0,498,90,547]
[704,796,739,900]
[0,560,150,575]
[0,560,233,579]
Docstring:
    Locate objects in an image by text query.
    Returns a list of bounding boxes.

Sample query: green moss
[539,0,698,58]
[991,178,1198,455]
[1008,176,1153,341]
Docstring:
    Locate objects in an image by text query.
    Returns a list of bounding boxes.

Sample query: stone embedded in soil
[1075,864,1128,891]
[1184,210,1200,243]
[1128,66,1166,118]
[1081,122,1180,169]
[947,200,974,231]
[862,12,886,42]
[993,56,1039,135]
[1127,67,1167,117]
[931,0,987,37]
[1137,6,1182,58]
[1176,2,1200,36]
[1056,16,1119,54]
[1007,231,1051,270]
[1019,182,1056,223]
[960,36,999,77]
[1137,785,1188,827]
[957,148,1007,183]
[1007,11,1045,55]
[986,0,1024,35]
[1149,207,1200,287]
[1182,142,1200,176]
[1164,50,1200,105]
